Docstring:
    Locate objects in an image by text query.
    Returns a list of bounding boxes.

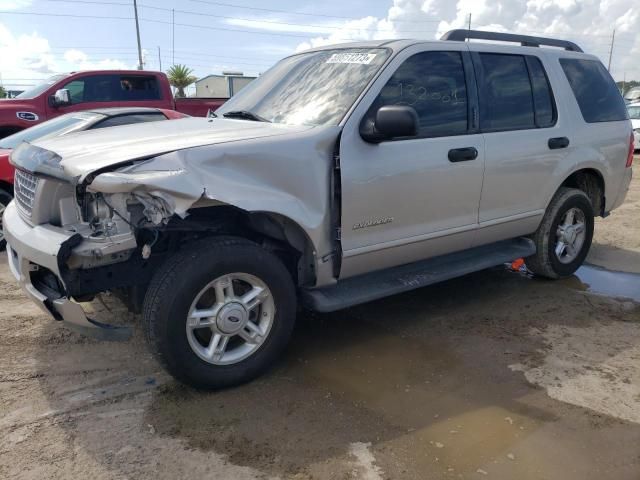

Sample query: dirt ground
[1,158,639,480]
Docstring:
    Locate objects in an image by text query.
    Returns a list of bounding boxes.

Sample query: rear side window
[117,75,161,101]
[560,59,628,123]
[478,53,535,131]
[526,57,556,128]
[369,51,469,137]
[91,113,167,129]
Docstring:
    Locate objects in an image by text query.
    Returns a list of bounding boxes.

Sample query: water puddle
[572,264,640,303]
[508,262,640,303]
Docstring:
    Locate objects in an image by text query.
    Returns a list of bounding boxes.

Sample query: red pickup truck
[0,70,226,138]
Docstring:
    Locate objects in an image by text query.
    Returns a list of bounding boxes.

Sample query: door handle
[548,137,570,149]
[448,147,478,162]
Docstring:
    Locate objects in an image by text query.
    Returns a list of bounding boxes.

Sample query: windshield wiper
[222,110,270,122]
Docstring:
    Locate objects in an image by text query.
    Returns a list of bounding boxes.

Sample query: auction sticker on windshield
[326,53,377,64]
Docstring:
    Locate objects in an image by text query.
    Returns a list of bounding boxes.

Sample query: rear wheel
[525,187,594,279]
[143,237,296,389]
[0,189,13,251]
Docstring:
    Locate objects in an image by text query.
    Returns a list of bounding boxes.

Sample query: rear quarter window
[560,58,628,123]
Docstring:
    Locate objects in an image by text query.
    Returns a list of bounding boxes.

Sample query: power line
[40,0,443,34]
[0,10,440,40]
[183,0,442,23]
[48,47,277,63]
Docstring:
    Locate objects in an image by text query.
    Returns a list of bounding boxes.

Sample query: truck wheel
[0,189,13,251]
[525,187,594,279]
[143,237,296,390]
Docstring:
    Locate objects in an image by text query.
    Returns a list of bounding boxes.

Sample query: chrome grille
[14,169,39,217]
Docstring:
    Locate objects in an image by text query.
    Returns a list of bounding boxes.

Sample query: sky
[0,0,639,93]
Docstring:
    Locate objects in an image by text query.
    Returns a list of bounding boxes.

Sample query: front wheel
[525,187,594,279]
[143,237,297,389]
[0,189,13,252]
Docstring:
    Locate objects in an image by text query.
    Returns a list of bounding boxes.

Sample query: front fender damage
[83,126,341,272]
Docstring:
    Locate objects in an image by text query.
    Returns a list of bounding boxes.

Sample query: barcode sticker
[326,53,377,65]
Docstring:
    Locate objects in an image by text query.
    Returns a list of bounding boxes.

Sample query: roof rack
[440,29,583,53]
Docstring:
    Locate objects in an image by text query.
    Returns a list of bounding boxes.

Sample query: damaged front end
[4,145,193,340]
[4,123,340,341]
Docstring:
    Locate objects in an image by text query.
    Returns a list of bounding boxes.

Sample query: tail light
[627,132,634,168]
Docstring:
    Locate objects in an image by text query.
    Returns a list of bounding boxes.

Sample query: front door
[339,45,485,278]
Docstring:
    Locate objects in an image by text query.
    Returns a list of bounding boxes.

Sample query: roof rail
[440,29,583,53]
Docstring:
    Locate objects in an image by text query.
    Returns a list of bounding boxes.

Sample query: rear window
[118,75,161,101]
[560,58,628,123]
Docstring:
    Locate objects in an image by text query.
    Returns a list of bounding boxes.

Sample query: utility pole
[172,9,175,66]
[468,13,472,31]
[607,28,615,72]
[157,46,162,71]
[133,0,143,70]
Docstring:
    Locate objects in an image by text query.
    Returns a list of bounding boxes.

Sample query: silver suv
[3,30,634,388]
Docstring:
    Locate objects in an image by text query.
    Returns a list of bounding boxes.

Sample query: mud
[0,157,639,479]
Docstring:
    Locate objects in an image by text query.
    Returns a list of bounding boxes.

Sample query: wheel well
[0,126,23,139]
[162,206,316,287]
[0,180,13,197]
[561,169,605,216]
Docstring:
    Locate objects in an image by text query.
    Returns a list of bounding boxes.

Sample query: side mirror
[360,105,419,143]
[50,89,71,108]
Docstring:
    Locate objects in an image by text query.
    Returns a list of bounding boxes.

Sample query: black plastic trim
[441,29,583,52]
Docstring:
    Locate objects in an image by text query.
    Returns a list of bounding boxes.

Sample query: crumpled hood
[31,116,313,179]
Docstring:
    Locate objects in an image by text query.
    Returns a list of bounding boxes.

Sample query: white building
[195,72,256,98]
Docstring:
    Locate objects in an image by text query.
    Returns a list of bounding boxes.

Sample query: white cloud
[226,17,340,35]
[292,0,640,80]
[63,49,88,64]
[0,22,133,90]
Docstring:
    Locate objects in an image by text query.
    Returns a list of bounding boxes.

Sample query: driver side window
[370,51,469,138]
[61,75,117,104]
[62,80,85,104]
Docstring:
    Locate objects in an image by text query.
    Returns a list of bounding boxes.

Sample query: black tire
[143,236,297,390]
[0,189,13,252]
[525,187,594,279]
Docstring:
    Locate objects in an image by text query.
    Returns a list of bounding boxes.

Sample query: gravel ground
[0,157,638,480]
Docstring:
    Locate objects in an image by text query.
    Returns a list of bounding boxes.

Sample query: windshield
[216,48,390,126]
[0,112,98,149]
[15,74,70,99]
[628,106,640,120]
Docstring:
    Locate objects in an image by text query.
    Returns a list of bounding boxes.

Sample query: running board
[301,237,535,312]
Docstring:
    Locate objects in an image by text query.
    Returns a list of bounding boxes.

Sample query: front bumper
[2,201,131,341]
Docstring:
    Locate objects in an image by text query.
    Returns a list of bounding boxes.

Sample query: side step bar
[301,237,535,312]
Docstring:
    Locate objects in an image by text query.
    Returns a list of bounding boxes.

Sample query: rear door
[470,46,572,245]
[339,44,486,278]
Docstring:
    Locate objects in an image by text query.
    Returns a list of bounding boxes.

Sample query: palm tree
[167,64,197,98]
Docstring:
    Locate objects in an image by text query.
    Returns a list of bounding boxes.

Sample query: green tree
[167,64,197,98]
[0,86,6,99]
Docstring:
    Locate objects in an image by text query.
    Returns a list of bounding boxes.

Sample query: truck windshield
[216,48,390,126]
[628,106,640,119]
[15,74,70,99]
[0,113,98,149]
